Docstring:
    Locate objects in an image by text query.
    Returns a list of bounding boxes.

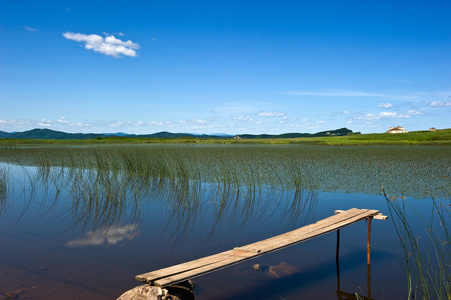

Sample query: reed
[0,165,8,213]
[0,145,319,236]
[0,145,449,198]
[383,187,450,299]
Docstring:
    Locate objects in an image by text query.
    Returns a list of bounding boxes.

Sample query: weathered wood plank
[137,209,366,283]
[152,209,382,287]
[335,209,388,220]
[135,249,237,283]
[136,208,385,287]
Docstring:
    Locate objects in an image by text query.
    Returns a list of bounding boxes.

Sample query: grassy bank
[0,129,450,145]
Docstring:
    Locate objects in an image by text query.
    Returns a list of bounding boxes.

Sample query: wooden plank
[154,251,256,287]
[154,209,380,287]
[138,208,378,285]
[136,208,384,287]
[135,249,237,283]
[335,210,388,220]
[242,208,379,253]
[137,209,368,283]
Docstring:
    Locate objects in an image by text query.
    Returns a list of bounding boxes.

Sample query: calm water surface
[0,145,449,299]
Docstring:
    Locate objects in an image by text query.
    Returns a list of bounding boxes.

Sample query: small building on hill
[386,126,408,134]
[429,127,437,132]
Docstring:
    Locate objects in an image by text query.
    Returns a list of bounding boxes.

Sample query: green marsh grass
[0,144,449,200]
[0,165,7,214]
[384,188,451,299]
[0,145,320,235]
[0,144,449,244]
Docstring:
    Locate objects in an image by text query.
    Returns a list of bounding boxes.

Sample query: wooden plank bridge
[119,208,387,299]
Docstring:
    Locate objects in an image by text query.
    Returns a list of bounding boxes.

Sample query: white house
[386,126,408,134]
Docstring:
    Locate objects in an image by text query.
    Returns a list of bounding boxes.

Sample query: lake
[0,144,449,299]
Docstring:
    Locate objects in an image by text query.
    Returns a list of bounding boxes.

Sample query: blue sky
[1,0,450,134]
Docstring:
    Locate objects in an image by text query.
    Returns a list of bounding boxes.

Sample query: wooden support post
[367,264,372,300]
[336,229,340,263]
[367,216,373,265]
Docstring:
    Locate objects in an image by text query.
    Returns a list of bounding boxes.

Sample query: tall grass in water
[0,166,8,214]
[0,145,318,236]
[383,187,450,299]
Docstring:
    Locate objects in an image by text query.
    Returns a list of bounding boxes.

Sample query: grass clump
[383,188,450,299]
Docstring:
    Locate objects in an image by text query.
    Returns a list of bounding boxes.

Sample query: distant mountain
[7,129,104,140]
[0,127,359,140]
[208,133,234,137]
[0,129,230,140]
[0,131,11,138]
[236,128,357,139]
[101,132,130,136]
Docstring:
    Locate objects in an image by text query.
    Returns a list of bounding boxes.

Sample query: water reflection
[0,163,318,242]
[67,224,139,247]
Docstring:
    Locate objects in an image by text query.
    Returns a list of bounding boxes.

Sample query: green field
[1,129,450,145]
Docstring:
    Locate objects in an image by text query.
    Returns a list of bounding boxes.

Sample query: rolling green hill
[0,127,358,140]
[236,128,356,139]
[1,128,449,145]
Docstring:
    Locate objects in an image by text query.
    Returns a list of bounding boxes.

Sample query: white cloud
[257,111,286,117]
[23,26,38,32]
[378,102,392,108]
[192,119,208,124]
[57,117,70,124]
[234,116,253,122]
[63,32,140,58]
[357,110,423,121]
[430,101,451,107]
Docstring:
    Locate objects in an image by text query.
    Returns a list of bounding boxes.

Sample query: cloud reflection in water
[66,224,138,247]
